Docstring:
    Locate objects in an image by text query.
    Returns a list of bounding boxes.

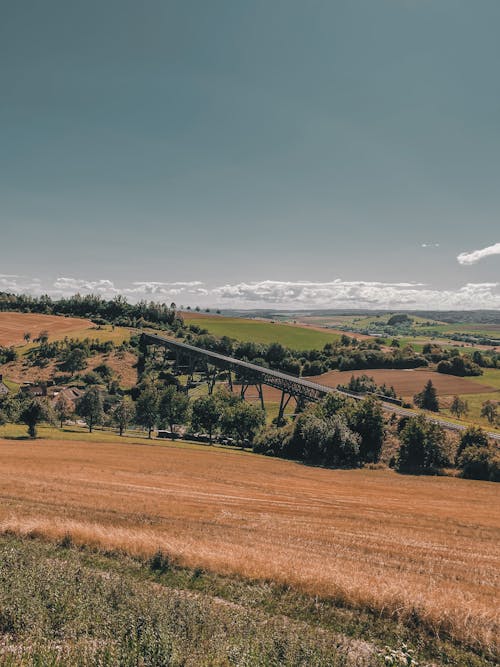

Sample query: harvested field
[0,312,94,346]
[0,437,498,655]
[312,368,497,397]
[0,311,130,348]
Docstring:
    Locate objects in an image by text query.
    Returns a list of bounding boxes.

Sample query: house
[0,375,9,396]
[20,383,46,397]
[49,386,84,408]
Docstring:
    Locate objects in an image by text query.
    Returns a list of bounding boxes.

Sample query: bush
[396,416,449,474]
[457,446,500,482]
[291,411,361,467]
[455,426,489,464]
[437,356,482,377]
[253,425,293,457]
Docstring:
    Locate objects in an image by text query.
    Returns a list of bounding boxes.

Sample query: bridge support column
[277,390,293,426]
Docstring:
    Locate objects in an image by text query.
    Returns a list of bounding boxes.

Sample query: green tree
[450,395,469,419]
[396,415,449,473]
[457,446,499,482]
[455,426,489,464]
[60,348,87,374]
[77,387,104,433]
[293,411,360,467]
[190,394,220,444]
[53,392,74,428]
[20,397,54,438]
[220,400,265,447]
[414,380,439,412]
[480,400,498,425]
[135,385,160,438]
[159,386,190,438]
[347,396,385,463]
[0,394,20,425]
[23,332,31,343]
[112,396,135,436]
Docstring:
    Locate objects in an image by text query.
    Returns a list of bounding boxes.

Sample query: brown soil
[312,368,496,398]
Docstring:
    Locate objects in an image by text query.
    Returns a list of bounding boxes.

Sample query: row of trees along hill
[0,292,183,331]
[1,380,497,481]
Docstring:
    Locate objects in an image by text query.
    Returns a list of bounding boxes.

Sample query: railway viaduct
[140,332,500,441]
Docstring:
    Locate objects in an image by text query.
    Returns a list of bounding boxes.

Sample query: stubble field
[0,436,498,656]
[0,311,130,347]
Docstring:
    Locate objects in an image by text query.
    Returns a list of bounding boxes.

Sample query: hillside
[0,433,498,663]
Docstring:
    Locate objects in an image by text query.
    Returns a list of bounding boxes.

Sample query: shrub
[291,411,361,468]
[455,426,489,464]
[396,416,449,474]
[457,445,500,482]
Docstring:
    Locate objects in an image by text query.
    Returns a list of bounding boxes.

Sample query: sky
[1,0,499,309]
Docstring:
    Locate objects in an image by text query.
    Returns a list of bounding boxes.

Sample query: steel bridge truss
[140,333,333,422]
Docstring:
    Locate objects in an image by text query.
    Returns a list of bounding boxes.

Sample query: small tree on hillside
[54,393,74,428]
[191,394,220,444]
[480,400,498,425]
[414,380,439,412]
[159,386,190,439]
[20,397,54,438]
[450,395,469,419]
[60,348,88,374]
[23,332,31,343]
[135,385,160,438]
[77,387,104,433]
[112,396,135,436]
[396,415,449,474]
[36,330,49,345]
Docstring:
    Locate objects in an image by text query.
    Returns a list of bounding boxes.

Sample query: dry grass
[0,437,498,655]
[0,311,131,348]
[0,312,94,347]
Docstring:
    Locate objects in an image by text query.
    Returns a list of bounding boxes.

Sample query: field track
[0,312,93,346]
[0,437,498,653]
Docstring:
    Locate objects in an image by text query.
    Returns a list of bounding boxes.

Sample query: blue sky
[1,1,499,308]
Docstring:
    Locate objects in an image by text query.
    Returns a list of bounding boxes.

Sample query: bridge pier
[277,390,294,425]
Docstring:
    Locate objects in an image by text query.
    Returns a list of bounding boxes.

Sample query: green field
[185,315,341,350]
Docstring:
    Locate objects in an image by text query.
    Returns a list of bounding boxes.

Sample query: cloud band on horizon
[2,275,500,310]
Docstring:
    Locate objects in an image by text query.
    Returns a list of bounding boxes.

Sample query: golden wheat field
[0,437,498,653]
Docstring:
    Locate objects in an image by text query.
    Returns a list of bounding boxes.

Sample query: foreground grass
[0,534,494,666]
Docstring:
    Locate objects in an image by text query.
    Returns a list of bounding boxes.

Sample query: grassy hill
[183,313,341,349]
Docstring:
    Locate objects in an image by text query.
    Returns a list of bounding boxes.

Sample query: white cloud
[3,275,500,310]
[53,277,119,294]
[457,242,500,265]
[421,243,440,248]
[211,279,500,309]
